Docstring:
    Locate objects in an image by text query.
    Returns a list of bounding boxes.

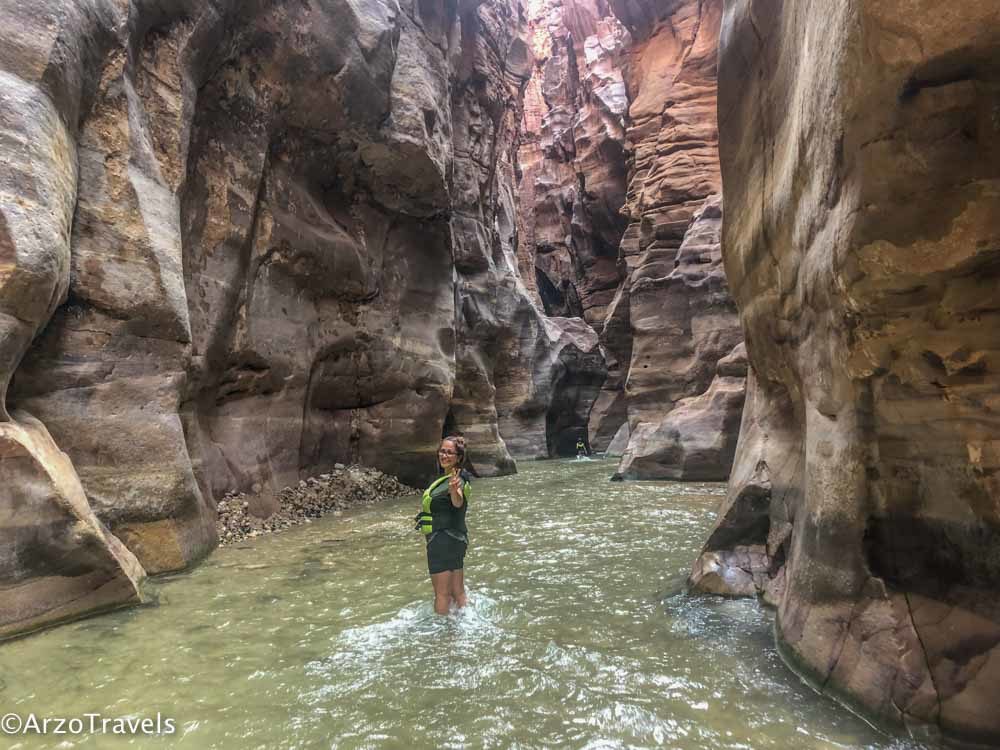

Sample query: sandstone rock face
[0,413,144,640]
[495,314,606,458]
[616,193,744,479]
[446,3,606,467]
[616,0,722,268]
[0,0,149,637]
[691,1,1000,743]
[517,0,631,450]
[604,421,630,457]
[618,339,745,480]
[516,0,630,326]
[0,0,603,636]
[518,0,745,471]
[610,2,745,479]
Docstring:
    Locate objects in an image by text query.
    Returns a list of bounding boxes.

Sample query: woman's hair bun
[443,434,466,455]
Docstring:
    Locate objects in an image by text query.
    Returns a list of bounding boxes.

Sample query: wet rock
[0,413,145,641]
[691,0,1000,743]
[604,422,630,457]
[616,195,744,479]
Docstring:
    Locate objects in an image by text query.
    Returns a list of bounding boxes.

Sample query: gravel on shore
[216,464,418,545]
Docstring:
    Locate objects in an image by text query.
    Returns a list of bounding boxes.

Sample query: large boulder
[691,0,1000,743]
[617,341,746,480]
[0,413,144,640]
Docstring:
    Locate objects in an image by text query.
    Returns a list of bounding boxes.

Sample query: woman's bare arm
[448,471,465,508]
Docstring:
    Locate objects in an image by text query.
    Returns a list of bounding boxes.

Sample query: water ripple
[0,459,939,750]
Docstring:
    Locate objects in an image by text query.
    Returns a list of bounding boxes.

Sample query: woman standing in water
[415,436,472,614]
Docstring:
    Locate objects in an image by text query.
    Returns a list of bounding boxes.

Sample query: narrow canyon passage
[2,0,998,743]
[1,460,928,749]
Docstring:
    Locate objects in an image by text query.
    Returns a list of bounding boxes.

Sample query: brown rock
[495,313,607,459]
[516,0,630,327]
[605,3,745,478]
[617,195,745,479]
[615,356,745,480]
[0,413,144,641]
[691,0,1000,743]
[604,421,629,457]
[516,0,744,466]
[0,0,611,641]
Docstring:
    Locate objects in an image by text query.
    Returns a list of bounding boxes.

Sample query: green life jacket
[415,470,471,536]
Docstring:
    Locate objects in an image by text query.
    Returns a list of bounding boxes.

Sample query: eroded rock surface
[616,193,744,479]
[516,0,629,327]
[0,0,149,637]
[0,0,602,637]
[618,339,745,480]
[0,413,144,640]
[516,0,632,451]
[517,0,745,470]
[691,1,1000,743]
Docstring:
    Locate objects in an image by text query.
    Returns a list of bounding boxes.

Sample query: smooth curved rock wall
[0,0,603,638]
[691,1,1000,743]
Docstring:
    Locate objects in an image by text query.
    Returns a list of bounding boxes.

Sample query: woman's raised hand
[448,469,464,506]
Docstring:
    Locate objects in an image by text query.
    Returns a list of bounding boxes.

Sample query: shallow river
[1,459,934,749]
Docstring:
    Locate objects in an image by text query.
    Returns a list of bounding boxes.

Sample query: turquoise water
[0,459,934,749]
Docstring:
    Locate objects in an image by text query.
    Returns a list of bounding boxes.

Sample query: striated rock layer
[517,0,745,474]
[615,193,744,479]
[0,0,602,638]
[691,0,1000,744]
[0,413,145,639]
[516,0,632,451]
[610,0,745,479]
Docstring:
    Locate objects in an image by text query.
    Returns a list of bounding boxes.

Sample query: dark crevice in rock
[900,68,976,103]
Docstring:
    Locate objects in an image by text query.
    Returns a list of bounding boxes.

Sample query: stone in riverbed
[604,422,629,457]
[0,412,145,641]
[215,465,416,545]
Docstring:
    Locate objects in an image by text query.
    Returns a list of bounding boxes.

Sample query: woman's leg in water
[431,571,453,615]
[449,568,467,608]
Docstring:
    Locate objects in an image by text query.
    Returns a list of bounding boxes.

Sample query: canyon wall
[517,0,745,475]
[0,0,602,639]
[691,0,1000,744]
[515,0,632,456]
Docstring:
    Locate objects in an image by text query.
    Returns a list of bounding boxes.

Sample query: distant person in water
[414,436,472,615]
[576,439,588,457]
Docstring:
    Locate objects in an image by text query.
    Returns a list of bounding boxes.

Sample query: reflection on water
[0,460,937,749]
